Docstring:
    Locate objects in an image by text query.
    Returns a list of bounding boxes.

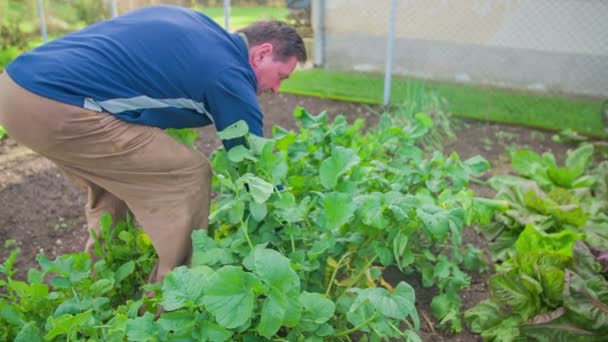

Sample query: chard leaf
[489,270,541,319]
[465,299,510,334]
[514,225,582,258]
[511,149,547,179]
[538,265,565,306]
[565,144,594,174]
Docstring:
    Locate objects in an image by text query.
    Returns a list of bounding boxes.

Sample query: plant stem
[335,314,379,337]
[325,251,354,297]
[241,216,253,249]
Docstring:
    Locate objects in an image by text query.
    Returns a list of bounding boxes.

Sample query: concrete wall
[320,0,608,97]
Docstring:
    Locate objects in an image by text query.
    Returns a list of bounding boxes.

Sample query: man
[0,5,306,283]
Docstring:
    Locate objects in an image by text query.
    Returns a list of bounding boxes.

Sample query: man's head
[238,21,307,94]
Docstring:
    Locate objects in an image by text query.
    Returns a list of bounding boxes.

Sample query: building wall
[321,0,608,97]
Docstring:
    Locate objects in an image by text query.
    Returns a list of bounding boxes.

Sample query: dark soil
[0,92,575,341]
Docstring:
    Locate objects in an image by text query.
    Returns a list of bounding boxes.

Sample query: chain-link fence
[319,0,608,98]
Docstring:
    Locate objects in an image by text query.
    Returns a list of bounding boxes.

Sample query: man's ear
[250,43,274,66]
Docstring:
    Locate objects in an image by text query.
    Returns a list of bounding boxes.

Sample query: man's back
[6,5,258,131]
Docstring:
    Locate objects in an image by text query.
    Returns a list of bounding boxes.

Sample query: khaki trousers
[0,72,211,283]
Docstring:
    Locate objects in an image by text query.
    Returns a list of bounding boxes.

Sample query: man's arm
[204,67,263,150]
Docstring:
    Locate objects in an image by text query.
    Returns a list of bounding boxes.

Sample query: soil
[0,92,576,341]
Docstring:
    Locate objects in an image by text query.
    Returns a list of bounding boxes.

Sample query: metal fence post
[224,0,231,31]
[36,0,48,43]
[383,0,397,106]
[312,0,325,67]
[111,0,118,17]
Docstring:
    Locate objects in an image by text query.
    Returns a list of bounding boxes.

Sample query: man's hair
[238,21,307,63]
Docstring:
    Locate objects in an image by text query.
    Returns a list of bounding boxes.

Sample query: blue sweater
[6,5,262,146]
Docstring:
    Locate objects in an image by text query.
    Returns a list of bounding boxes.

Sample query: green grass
[196,6,289,30]
[281,69,606,138]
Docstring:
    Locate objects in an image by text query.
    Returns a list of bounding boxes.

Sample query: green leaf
[463,155,490,176]
[489,270,542,319]
[565,144,594,174]
[355,193,389,229]
[318,192,357,231]
[44,310,94,340]
[511,149,545,178]
[97,212,113,237]
[161,266,208,311]
[319,146,361,189]
[293,106,327,129]
[300,292,336,325]
[115,260,135,283]
[202,266,263,329]
[166,127,198,147]
[350,282,418,326]
[196,320,233,342]
[258,289,288,338]
[415,112,433,128]
[514,225,581,258]
[393,232,409,269]
[237,174,274,203]
[157,310,196,337]
[244,247,299,293]
[417,207,450,241]
[431,292,461,332]
[249,201,267,221]
[90,278,114,295]
[126,312,159,342]
[0,299,25,326]
[228,145,255,163]
[14,321,42,342]
[191,231,236,267]
[465,300,518,338]
[217,120,249,140]
[463,244,487,272]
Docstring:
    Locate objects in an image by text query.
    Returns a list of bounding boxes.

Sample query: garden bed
[0,93,575,341]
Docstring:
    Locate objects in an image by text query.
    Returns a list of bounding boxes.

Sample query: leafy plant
[206,107,491,333]
[0,106,492,340]
[465,239,608,341]
[478,144,608,260]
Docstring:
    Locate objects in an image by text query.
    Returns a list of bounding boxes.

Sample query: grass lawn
[281,69,606,138]
[193,6,288,30]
